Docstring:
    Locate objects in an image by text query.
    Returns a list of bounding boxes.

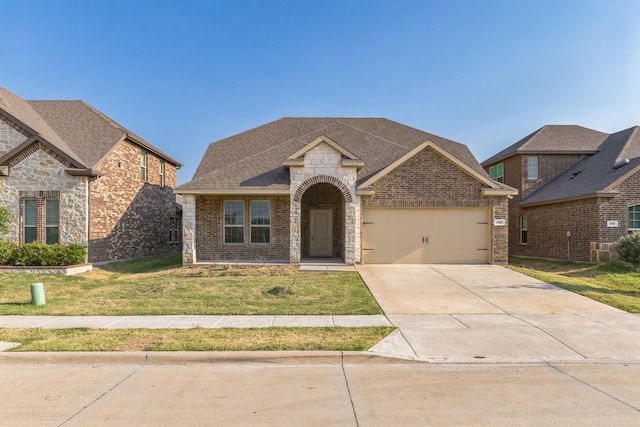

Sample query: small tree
[616,232,640,266]
[0,205,12,235]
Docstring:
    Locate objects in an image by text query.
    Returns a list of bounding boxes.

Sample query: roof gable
[522,126,640,206]
[482,125,609,166]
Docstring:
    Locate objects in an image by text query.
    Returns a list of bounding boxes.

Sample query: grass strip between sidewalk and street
[507,257,640,313]
[0,327,395,352]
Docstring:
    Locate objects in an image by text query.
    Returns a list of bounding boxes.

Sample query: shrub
[0,239,17,264]
[615,233,640,266]
[0,206,12,235]
[2,242,87,266]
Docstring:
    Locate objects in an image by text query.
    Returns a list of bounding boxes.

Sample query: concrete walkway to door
[357,264,640,362]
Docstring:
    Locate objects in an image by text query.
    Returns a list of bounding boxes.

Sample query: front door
[310,210,332,257]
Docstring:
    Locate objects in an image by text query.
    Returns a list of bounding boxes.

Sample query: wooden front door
[310,210,332,257]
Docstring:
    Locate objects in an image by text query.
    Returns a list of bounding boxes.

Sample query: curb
[0,351,416,366]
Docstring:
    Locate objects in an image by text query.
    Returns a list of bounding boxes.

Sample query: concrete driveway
[357,264,640,362]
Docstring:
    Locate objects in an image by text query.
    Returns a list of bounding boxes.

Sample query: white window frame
[45,198,59,245]
[527,156,538,180]
[520,216,528,244]
[628,205,640,233]
[23,198,37,244]
[140,150,147,181]
[250,200,271,244]
[159,160,165,187]
[224,200,245,244]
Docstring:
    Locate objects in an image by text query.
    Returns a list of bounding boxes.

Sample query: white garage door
[362,208,491,264]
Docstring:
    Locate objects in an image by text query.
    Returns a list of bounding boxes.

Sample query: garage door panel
[362,208,490,264]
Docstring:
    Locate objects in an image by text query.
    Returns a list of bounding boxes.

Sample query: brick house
[176,118,516,265]
[0,87,182,263]
[482,125,640,262]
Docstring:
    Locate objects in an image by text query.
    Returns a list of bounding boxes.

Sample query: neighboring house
[176,118,516,265]
[482,125,640,262]
[0,87,182,263]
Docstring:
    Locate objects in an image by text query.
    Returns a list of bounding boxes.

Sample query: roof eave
[174,188,291,195]
[482,187,518,197]
[482,150,599,167]
[521,191,619,207]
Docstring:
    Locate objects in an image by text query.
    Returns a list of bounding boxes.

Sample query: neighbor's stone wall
[364,147,509,263]
[0,143,88,246]
[289,142,358,264]
[194,195,290,261]
[88,139,179,262]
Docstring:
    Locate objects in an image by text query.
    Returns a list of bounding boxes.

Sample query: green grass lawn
[0,254,382,316]
[0,254,392,351]
[0,327,394,352]
[508,257,640,313]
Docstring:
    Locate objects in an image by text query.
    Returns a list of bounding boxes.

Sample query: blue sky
[4,0,640,184]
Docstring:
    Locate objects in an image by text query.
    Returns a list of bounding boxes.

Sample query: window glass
[520,216,528,244]
[250,201,271,244]
[140,151,147,181]
[159,160,165,187]
[527,156,538,179]
[628,206,640,231]
[489,166,495,179]
[496,163,504,183]
[23,199,37,243]
[45,199,59,245]
[224,201,244,243]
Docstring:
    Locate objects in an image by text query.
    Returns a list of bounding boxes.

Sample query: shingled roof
[0,87,181,173]
[177,117,504,193]
[522,127,640,206]
[482,125,609,166]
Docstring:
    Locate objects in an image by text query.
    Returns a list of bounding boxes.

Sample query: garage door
[362,208,491,264]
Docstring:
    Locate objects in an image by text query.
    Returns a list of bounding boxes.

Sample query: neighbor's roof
[482,125,609,166]
[177,117,509,193]
[522,126,640,206]
[0,87,181,171]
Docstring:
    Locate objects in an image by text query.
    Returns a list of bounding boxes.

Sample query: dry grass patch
[0,255,382,315]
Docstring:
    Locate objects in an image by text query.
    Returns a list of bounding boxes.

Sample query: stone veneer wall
[0,123,88,246]
[88,139,179,262]
[364,147,509,263]
[193,194,290,261]
[289,142,358,264]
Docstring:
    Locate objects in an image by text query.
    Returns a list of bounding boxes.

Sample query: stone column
[182,194,197,264]
[290,199,301,263]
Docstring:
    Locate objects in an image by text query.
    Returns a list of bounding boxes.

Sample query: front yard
[0,254,382,316]
[0,254,393,351]
[508,257,640,313]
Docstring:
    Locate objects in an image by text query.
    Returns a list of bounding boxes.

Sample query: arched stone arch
[293,175,353,203]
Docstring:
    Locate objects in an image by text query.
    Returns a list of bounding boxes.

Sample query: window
[250,201,271,244]
[169,216,180,243]
[489,163,504,183]
[520,216,528,244]
[45,199,59,245]
[159,160,165,187]
[628,205,640,232]
[23,199,37,243]
[224,201,244,243]
[527,156,538,179]
[22,197,59,244]
[140,150,147,181]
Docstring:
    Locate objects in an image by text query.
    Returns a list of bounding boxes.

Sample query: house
[175,118,517,265]
[482,125,640,262]
[0,87,182,263]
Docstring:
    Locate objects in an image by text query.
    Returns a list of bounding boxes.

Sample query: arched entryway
[300,183,346,260]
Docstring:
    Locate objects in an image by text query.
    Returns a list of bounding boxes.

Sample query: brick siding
[88,139,179,262]
[195,195,290,261]
[364,147,509,263]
